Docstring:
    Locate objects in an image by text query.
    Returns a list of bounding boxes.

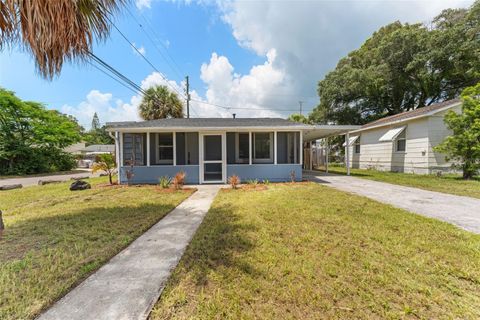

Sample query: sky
[0,0,474,129]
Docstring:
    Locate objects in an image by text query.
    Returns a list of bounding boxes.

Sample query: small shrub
[173,171,186,190]
[246,179,259,186]
[159,176,171,188]
[290,170,296,183]
[228,175,240,189]
[262,179,270,185]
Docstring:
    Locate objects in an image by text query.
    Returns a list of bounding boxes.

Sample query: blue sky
[0,0,473,129]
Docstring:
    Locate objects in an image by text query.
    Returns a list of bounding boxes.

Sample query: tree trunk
[109,173,113,185]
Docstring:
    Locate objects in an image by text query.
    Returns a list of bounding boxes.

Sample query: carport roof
[303,125,361,141]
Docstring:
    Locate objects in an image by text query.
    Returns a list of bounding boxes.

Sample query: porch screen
[123,133,145,166]
[277,132,300,164]
[227,132,249,164]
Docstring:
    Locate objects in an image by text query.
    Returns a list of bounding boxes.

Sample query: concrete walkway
[38,185,221,320]
[304,171,480,234]
[0,170,93,187]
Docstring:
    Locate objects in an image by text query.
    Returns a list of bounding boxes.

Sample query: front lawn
[317,165,480,199]
[0,177,193,320]
[152,183,480,319]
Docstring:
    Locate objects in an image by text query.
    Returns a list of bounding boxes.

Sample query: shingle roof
[361,99,461,129]
[106,118,308,129]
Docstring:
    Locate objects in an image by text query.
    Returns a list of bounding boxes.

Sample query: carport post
[325,137,329,174]
[345,132,350,176]
[309,141,313,171]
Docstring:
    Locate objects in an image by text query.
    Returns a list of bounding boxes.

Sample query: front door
[200,133,226,184]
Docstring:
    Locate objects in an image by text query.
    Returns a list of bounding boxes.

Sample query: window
[235,133,249,163]
[156,133,173,164]
[354,136,361,154]
[396,130,406,152]
[253,132,273,163]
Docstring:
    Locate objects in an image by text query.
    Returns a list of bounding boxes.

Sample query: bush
[159,176,171,188]
[173,171,186,190]
[228,175,240,189]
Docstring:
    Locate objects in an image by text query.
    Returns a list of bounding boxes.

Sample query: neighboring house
[64,142,86,155]
[345,99,462,174]
[83,144,115,155]
[106,118,357,184]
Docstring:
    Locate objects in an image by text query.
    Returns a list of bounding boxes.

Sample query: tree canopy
[311,0,480,125]
[434,83,480,179]
[0,88,82,174]
[83,113,114,145]
[139,85,184,120]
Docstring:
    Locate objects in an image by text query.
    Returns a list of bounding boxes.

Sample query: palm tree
[139,85,184,120]
[0,0,125,79]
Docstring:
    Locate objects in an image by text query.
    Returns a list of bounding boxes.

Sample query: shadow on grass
[170,203,260,288]
[0,202,176,263]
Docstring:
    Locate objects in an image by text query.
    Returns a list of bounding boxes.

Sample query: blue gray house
[106,118,356,184]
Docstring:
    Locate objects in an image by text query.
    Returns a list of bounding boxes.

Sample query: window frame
[395,130,406,152]
[123,133,145,166]
[156,132,174,165]
[354,136,361,154]
[253,132,274,163]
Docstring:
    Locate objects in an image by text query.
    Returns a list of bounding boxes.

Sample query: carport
[302,125,361,175]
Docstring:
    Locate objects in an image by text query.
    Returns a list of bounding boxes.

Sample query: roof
[358,99,461,131]
[83,144,115,152]
[106,118,310,130]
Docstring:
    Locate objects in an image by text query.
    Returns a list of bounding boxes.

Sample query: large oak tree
[311,0,480,125]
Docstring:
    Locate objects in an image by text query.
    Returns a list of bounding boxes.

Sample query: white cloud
[60,90,140,129]
[135,0,152,10]
[212,0,474,115]
[132,42,146,56]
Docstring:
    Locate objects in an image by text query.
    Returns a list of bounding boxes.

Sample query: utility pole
[298,101,304,115]
[185,76,190,118]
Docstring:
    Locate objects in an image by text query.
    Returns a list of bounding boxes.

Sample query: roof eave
[349,102,461,134]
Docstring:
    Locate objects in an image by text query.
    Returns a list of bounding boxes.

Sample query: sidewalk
[37,185,221,320]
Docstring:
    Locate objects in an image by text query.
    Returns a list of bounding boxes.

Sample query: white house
[345,99,462,174]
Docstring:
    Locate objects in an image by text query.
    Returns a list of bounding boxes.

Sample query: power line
[133,7,186,77]
[191,99,314,112]
[108,17,186,99]
[87,60,141,96]
[124,5,184,80]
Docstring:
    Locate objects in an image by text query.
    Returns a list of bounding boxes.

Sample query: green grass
[152,183,480,319]
[0,169,86,180]
[0,177,193,320]
[317,165,480,199]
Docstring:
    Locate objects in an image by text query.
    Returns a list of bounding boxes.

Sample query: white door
[199,133,226,184]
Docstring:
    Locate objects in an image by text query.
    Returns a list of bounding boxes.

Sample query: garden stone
[70,180,91,191]
[0,184,22,190]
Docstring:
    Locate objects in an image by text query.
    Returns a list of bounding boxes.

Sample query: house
[344,99,462,174]
[106,118,357,184]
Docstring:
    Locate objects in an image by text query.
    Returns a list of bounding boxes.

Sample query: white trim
[309,141,313,171]
[146,132,150,167]
[345,132,350,176]
[199,132,226,184]
[274,131,277,165]
[155,133,174,165]
[118,132,124,166]
[252,132,274,163]
[248,131,252,165]
[299,130,303,167]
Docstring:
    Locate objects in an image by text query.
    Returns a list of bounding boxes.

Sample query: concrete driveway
[304,171,480,234]
[0,170,93,187]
